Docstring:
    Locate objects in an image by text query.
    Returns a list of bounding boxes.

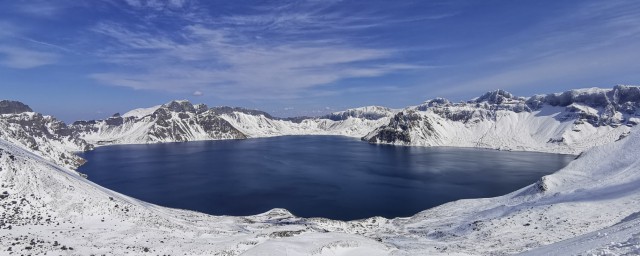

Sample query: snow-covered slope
[218,106,394,138]
[121,104,161,118]
[0,100,92,169]
[365,85,639,154]
[353,125,640,255]
[0,136,396,255]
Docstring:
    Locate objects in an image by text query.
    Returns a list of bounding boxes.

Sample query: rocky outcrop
[72,100,247,145]
[0,105,92,169]
[0,100,33,114]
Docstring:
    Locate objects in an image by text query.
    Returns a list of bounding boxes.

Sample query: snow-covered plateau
[1,85,640,255]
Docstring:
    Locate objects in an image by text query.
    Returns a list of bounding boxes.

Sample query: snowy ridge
[0,102,92,169]
[121,104,161,118]
[219,111,393,138]
[73,101,247,145]
[322,106,397,121]
[74,101,397,144]
[365,85,639,154]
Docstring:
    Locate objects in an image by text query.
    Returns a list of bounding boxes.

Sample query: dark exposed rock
[162,100,196,113]
[365,111,422,144]
[0,100,32,114]
[105,116,124,126]
[71,100,248,144]
[474,89,516,105]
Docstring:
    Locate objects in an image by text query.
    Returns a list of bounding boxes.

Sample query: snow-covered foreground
[2,124,640,255]
[0,138,396,255]
[371,126,640,255]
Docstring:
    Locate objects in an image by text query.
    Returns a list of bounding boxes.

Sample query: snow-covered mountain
[218,105,395,138]
[73,101,397,145]
[2,98,640,254]
[71,85,640,155]
[0,100,91,169]
[72,100,247,145]
[365,85,639,154]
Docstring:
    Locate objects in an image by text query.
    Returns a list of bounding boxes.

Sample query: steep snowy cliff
[365,85,639,154]
[72,100,247,145]
[0,100,91,169]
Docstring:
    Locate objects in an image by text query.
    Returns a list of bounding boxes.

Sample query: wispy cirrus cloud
[122,0,188,10]
[0,46,58,69]
[89,1,436,99]
[429,0,640,97]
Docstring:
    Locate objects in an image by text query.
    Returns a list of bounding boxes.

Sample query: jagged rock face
[365,111,423,143]
[474,89,518,105]
[526,85,640,126]
[0,100,32,114]
[72,100,247,144]
[0,111,92,169]
[364,85,640,154]
[163,100,197,113]
[416,98,450,111]
[198,111,247,139]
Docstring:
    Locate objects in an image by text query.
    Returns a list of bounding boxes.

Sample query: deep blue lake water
[78,136,574,220]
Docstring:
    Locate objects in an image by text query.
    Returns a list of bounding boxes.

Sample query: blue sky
[1,0,639,122]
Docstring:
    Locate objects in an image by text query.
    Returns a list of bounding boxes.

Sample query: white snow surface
[0,138,396,255]
[75,103,397,145]
[219,112,392,138]
[122,105,161,118]
[365,105,631,154]
[76,109,245,145]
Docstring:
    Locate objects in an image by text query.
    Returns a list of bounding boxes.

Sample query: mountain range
[67,85,639,155]
[1,84,640,255]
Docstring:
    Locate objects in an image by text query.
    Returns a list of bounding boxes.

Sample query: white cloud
[122,0,188,10]
[192,90,203,96]
[0,46,58,69]
[89,19,427,99]
[428,0,640,96]
[14,2,62,17]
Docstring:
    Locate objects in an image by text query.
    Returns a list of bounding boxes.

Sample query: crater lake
[78,136,575,220]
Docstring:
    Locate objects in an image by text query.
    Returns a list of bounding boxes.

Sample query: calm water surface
[78,136,574,220]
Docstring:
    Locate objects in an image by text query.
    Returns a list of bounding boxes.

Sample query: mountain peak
[0,100,33,114]
[162,100,196,113]
[474,89,516,104]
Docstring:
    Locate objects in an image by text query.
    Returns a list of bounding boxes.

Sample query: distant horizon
[2,0,639,122]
